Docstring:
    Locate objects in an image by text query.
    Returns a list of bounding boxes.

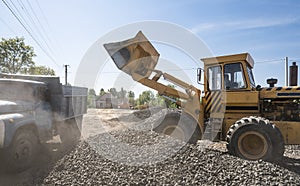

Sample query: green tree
[128,91,135,98]
[160,84,178,108]
[109,88,118,97]
[118,87,127,99]
[153,93,165,107]
[138,90,154,105]
[25,65,55,75]
[87,88,96,108]
[88,89,96,96]
[128,91,135,107]
[0,37,35,74]
[99,88,106,96]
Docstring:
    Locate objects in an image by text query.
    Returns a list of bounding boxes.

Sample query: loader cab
[201,53,256,92]
[201,53,260,135]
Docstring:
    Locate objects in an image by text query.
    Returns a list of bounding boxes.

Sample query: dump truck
[104,31,300,162]
[0,73,87,172]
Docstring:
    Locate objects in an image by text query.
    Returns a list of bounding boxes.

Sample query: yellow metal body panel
[273,121,300,144]
[224,91,259,108]
[201,53,254,68]
[260,86,300,99]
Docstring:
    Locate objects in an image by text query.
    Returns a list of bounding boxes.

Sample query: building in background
[96,93,129,109]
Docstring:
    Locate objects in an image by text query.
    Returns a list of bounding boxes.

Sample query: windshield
[224,63,246,89]
[247,66,255,88]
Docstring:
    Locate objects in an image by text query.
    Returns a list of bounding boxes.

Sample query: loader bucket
[104,31,160,81]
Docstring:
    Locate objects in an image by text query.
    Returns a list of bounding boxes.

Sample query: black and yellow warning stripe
[261,86,300,92]
[260,86,300,98]
[204,91,222,115]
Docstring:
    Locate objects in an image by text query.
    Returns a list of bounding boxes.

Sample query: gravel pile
[42,129,300,185]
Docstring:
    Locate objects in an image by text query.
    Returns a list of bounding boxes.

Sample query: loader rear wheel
[226,116,284,161]
[154,112,202,144]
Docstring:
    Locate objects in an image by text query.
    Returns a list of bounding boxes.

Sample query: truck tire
[59,118,81,148]
[226,116,284,161]
[2,128,38,173]
[154,112,202,144]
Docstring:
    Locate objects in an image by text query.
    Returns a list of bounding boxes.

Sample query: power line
[100,68,198,74]
[16,0,56,58]
[1,0,59,67]
[35,0,50,30]
[34,0,63,59]
[24,0,57,57]
[255,59,284,64]
[290,58,300,62]
[0,16,17,34]
[7,0,35,35]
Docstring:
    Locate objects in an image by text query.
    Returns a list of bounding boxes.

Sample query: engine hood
[260,86,300,99]
[0,100,34,115]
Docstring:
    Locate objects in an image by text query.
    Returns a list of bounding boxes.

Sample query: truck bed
[0,73,88,121]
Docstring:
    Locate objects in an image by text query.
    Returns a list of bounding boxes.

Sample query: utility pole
[285,57,289,86]
[64,65,70,85]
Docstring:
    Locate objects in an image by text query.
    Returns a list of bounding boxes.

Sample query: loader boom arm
[104,31,203,128]
[137,70,200,107]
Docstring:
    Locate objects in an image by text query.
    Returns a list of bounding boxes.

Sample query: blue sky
[1,0,300,94]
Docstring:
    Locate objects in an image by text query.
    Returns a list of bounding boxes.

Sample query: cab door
[222,62,259,129]
[204,65,225,119]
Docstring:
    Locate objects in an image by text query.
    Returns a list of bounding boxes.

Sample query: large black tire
[154,112,202,144]
[59,118,81,148]
[2,128,39,173]
[226,116,284,161]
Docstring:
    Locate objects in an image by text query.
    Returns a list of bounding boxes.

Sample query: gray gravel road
[1,109,300,185]
[42,129,300,186]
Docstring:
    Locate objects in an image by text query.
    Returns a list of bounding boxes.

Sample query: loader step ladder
[203,118,223,141]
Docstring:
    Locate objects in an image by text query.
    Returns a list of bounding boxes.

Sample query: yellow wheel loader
[104,31,300,162]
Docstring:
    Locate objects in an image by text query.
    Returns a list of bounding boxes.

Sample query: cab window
[208,65,222,91]
[247,66,255,88]
[224,63,246,90]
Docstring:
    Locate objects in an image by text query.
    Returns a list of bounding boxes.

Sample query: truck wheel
[59,118,81,148]
[154,112,202,144]
[226,116,284,161]
[3,129,38,173]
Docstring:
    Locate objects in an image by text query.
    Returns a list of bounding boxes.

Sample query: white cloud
[190,17,298,34]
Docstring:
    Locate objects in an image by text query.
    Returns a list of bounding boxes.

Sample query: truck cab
[0,79,52,148]
[0,74,88,172]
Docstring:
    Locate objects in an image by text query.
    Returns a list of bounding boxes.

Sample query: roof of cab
[0,78,46,86]
[201,53,254,68]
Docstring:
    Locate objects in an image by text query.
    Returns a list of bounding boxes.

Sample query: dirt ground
[0,108,299,185]
[81,109,135,138]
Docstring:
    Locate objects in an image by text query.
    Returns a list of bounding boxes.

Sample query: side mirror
[197,68,203,84]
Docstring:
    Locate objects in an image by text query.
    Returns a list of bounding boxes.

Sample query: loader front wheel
[226,116,284,161]
[154,112,202,144]
[236,128,270,160]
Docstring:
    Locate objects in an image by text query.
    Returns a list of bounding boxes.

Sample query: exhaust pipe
[289,62,298,86]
